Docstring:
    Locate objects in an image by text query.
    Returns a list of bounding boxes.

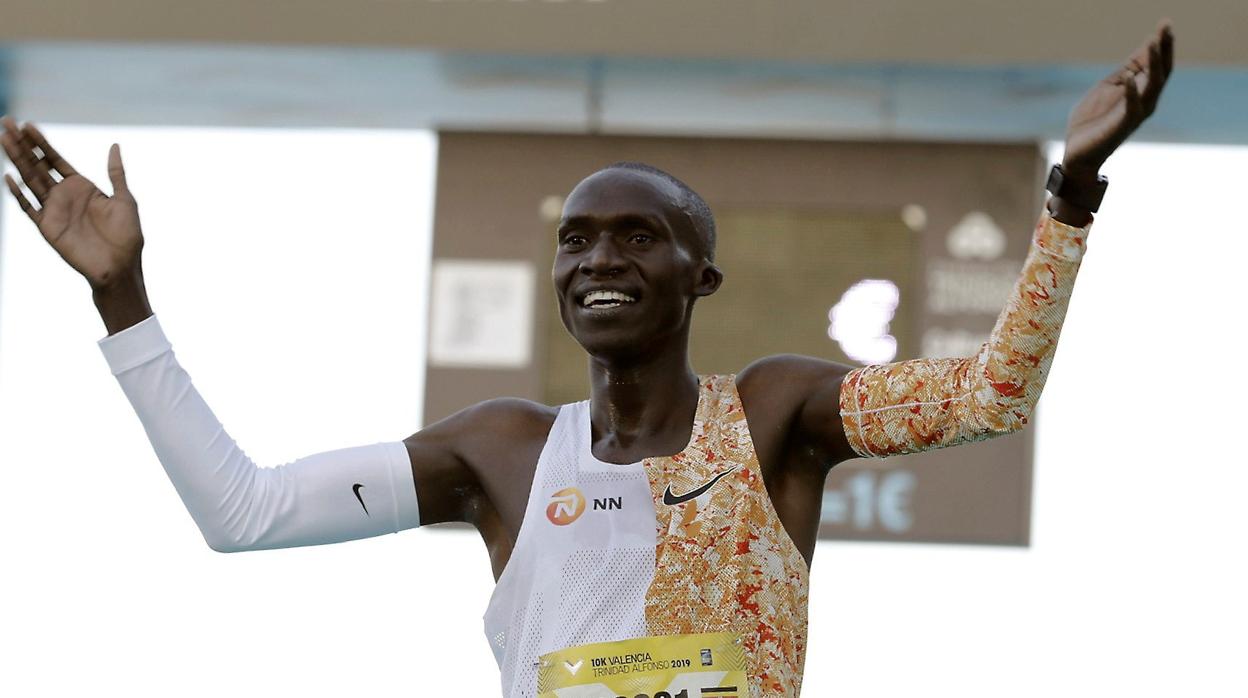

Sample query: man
[1,23,1172,698]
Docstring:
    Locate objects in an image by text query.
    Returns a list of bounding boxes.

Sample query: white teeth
[582,290,636,307]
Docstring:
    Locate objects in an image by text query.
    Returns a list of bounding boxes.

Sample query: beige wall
[1,0,1242,66]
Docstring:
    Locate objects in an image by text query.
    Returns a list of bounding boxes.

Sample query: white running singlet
[483,376,810,698]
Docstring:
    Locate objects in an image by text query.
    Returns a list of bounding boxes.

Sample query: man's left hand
[1062,21,1175,180]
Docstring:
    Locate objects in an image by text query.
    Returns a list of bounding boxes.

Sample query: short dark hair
[601,161,716,262]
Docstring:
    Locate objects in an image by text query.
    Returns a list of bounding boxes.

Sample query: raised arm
[0,119,479,552]
[777,22,1174,463]
[839,211,1088,458]
[99,307,527,553]
[93,316,421,551]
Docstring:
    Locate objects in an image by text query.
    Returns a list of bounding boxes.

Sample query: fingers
[1138,38,1164,113]
[1105,21,1174,116]
[1157,21,1175,81]
[22,122,79,178]
[1105,65,1135,88]
[1,116,56,203]
[1141,22,1174,115]
[1121,66,1144,122]
[1115,31,1153,85]
[107,143,130,198]
[3,173,41,224]
[7,118,57,194]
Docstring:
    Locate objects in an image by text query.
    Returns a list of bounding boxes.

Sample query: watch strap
[1046,164,1109,213]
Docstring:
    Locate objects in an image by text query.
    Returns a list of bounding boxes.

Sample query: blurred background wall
[1,2,1245,697]
[0,0,1245,141]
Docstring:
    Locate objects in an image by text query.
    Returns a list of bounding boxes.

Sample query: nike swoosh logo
[352,483,369,516]
[662,466,739,506]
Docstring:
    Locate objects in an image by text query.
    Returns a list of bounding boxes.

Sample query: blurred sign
[429,259,535,368]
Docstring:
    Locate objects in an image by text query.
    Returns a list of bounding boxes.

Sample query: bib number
[537,632,747,698]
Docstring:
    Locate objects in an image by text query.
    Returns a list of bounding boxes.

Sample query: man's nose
[580,236,627,277]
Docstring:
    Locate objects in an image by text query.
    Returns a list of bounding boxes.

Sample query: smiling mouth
[580,289,638,310]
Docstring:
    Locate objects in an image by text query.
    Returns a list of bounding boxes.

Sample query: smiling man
[1,24,1171,698]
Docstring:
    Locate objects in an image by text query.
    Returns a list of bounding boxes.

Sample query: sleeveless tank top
[483,375,810,698]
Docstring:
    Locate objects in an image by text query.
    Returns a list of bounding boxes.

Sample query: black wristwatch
[1046,164,1109,213]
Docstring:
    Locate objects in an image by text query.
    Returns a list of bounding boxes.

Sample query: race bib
[537,632,747,698]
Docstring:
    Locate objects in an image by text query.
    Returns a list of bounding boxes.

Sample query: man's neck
[586,338,700,463]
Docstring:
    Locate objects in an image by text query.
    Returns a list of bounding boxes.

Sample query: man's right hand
[2,117,152,333]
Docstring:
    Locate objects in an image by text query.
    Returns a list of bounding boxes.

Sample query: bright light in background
[0,125,498,697]
[829,278,901,364]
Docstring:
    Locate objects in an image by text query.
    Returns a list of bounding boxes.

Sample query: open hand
[1062,21,1175,177]
[2,117,144,290]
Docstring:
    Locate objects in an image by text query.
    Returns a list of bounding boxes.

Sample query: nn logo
[592,497,622,511]
[546,487,586,526]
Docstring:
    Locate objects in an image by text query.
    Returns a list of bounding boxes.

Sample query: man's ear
[693,262,724,297]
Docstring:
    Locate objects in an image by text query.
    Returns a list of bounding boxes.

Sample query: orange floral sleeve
[839,211,1091,458]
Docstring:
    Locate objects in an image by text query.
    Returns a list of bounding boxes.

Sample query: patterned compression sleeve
[838,211,1091,458]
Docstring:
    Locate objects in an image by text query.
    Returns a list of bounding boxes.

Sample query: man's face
[552,168,719,360]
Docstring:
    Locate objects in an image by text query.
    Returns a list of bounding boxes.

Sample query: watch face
[1045,165,1065,195]
[1044,165,1106,212]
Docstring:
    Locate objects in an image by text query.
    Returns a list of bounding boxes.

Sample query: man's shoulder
[735,354,856,431]
[452,397,560,441]
[735,354,859,471]
[737,353,854,400]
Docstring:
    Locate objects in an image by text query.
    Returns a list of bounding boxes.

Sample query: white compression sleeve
[98,315,421,552]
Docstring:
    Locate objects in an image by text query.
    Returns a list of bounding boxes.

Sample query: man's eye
[629,233,653,244]
[562,235,587,246]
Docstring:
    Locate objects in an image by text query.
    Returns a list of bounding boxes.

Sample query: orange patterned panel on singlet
[642,375,810,698]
